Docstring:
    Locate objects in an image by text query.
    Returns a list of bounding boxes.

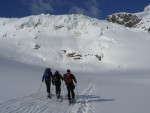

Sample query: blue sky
[0,0,149,19]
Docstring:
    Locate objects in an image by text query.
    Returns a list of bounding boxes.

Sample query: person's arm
[72,74,77,83]
[50,72,53,78]
[63,74,66,82]
[52,74,55,85]
[49,72,53,81]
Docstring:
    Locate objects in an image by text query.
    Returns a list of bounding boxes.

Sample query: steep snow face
[0,14,113,71]
[0,14,150,72]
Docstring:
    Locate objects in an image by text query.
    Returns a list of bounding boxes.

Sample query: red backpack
[65,73,72,84]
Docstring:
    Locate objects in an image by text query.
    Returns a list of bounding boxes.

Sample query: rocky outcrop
[64,50,104,61]
[66,52,82,60]
[34,44,40,50]
[106,13,142,27]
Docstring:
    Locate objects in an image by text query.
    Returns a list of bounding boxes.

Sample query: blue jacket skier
[42,68,53,98]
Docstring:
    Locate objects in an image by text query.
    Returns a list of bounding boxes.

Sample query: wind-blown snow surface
[0,11,150,113]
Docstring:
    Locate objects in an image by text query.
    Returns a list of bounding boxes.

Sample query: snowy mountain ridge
[0,5,150,71]
[0,14,115,71]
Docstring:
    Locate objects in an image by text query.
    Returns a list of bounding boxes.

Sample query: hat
[67,69,70,72]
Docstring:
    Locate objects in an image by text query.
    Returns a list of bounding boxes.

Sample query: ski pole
[75,83,78,100]
[37,81,43,97]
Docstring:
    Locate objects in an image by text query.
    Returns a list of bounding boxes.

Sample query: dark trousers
[55,82,61,95]
[45,81,50,94]
[67,84,75,100]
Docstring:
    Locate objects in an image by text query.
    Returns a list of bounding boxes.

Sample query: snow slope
[0,14,112,71]
[0,6,150,113]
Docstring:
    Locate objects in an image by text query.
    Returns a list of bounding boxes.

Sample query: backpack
[53,74,60,81]
[43,68,51,81]
[65,73,72,84]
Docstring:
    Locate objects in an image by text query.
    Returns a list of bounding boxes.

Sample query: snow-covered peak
[144,4,150,12]
[132,5,150,32]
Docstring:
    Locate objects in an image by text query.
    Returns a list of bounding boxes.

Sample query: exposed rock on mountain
[106,13,142,27]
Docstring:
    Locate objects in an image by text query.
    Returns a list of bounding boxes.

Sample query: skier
[42,68,53,98]
[63,69,77,104]
[52,70,63,99]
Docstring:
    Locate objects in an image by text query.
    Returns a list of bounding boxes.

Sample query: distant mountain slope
[0,10,150,71]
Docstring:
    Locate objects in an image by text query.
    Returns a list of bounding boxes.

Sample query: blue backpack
[42,68,52,81]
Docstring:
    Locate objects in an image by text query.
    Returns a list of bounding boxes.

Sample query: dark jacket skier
[63,69,77,103]
[42,68,53,98]
[52,71,63,98]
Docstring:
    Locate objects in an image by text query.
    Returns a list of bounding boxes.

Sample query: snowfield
[0,6,150,113]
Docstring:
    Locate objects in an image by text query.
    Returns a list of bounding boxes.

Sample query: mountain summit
[144,4,150,12]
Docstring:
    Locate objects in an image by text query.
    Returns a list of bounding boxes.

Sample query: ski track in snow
[0,85,95,113]
[70,85,94,113]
